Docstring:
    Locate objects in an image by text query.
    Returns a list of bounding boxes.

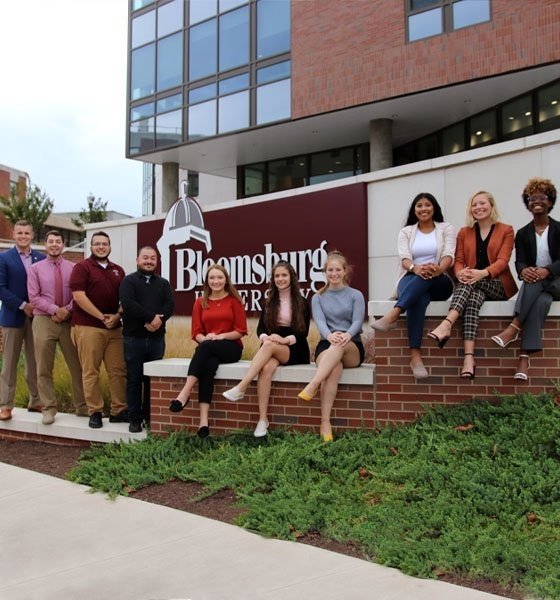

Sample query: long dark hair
[263,261,307,334]
[405,193,444,226]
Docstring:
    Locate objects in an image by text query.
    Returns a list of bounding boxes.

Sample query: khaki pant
[71,325,127,416]
[32,316,86,415]
[0,319,41,410]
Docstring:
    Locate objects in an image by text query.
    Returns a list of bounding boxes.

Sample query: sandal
[427,318,453,349]
[491,323,521,349]
[460,352,476,380]
[514,354,529,381]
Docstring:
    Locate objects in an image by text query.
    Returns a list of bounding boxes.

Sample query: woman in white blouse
[372,193,455,379]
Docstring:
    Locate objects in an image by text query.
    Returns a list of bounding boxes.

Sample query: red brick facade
[0,168,27,240]
[291,0,560,118]
[373,316,560,424]
[150,379,375,436]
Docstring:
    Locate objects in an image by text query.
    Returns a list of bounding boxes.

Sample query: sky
[0,0,143,217]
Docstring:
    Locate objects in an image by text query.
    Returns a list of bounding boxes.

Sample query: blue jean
[395,273,453,348]
[124,336,166,424]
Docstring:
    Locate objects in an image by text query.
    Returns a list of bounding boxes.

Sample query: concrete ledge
[369,300,560,318]
[0,408,147,444]
[144,358,376,386]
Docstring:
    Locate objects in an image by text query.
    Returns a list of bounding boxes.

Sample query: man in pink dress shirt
[27,230,87,424]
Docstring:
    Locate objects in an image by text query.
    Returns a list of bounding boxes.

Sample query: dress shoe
[27,404,43,413]
[109,410,129,423]
[89,412,103,429]
[297,387,317,402]
[197,425,210,438]
[169,398,190,412]
[0,408,12,421]
[370,317,397,332]
[42,411,56,425]
[129,421,142,433]
[460,353,476,380]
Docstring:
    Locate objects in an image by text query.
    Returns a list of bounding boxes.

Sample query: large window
[394,79,560,166]
[407,0,490,42]
[240,145,367,198]
[128,0,291,155]
[130,93,183,153]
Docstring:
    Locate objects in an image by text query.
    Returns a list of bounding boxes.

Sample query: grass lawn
[68,392,560,599]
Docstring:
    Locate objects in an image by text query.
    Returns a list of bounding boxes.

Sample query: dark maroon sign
[137,183,368,316]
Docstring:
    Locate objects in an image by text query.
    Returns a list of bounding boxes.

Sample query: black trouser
[188,340,242,403]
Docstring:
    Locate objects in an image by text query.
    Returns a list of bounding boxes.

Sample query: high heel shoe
[460,352,476,379]
[491,323,521,349]
[427,318,453,348]
[169,397,190,412]
[320,426,333,442]
[298,387,317,402]
[514,354,529,381]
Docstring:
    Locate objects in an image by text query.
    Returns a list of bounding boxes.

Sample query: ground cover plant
[68,392,560,599]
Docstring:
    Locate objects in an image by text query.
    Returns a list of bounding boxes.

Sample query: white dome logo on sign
[157,180,212,281]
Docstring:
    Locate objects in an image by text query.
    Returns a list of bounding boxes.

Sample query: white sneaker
[223,386,245,402]
[253,420,269,437]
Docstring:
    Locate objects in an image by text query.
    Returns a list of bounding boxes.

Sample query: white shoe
[223,386,245,402]
[253,420,269,437]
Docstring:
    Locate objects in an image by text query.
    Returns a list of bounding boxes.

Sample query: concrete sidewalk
[0,462,511,600]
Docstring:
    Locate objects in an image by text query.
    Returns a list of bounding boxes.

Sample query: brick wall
[150,378,375,436]
[291,0,560,118]
[373,317,560,424]
[0,429,90,446]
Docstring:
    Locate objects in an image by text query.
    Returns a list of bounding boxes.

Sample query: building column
[162,162,179,212]
[369,119,393,172]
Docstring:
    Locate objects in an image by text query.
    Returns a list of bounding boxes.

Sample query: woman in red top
[169,264,247,437]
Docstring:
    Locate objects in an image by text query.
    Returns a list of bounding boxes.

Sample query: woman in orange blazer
[427,191,517,379]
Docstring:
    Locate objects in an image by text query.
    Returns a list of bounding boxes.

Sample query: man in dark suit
[0,220,45,420]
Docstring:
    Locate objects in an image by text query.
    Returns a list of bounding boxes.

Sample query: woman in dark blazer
[427,191,517,379]
[491,178,560,380]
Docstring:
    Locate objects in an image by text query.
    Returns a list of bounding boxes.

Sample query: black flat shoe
[197,425,210,438]
[169,398,189,412]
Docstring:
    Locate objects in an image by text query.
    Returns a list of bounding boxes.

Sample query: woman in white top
[491,178,560,380]
[372,193,455,378]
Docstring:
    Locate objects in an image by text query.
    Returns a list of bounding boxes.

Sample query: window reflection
[453,0,490,30]
[469,110,496,147]
[441,122,465,155]
[189,83,217,104]
[189,19,217,80]
[310,149,353,185]
[257,61,290,85]
[219,91,249,133]
[131,44,155,100]
[501,96,532,140]
[157,33,182,92]
[538,82,560,132]
[131,10,155,49]
[244,163,265,196]
[130,117,155,154]
[219,74,249,95]
[257,0,290,59]
[269,157,307,192]
[156,110,182,147]
[190,0,217,25]
[408,7,442,41]
[188,100,217,139]
[219,6,249,71]
[257,79,291,124]
[131,102,154,122]
[132,0,155,10]
[158,0,183,38]
[157,94,182,113]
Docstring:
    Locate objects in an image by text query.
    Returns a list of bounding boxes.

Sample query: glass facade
[129,0,291,155]
[394,79,560,166]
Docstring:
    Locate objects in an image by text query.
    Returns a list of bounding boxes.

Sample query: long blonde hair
[317,250,352,295]
[465,190,500,227]
[200,264,243,308]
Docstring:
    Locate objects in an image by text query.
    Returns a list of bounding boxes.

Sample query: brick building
[127,0,559,212]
